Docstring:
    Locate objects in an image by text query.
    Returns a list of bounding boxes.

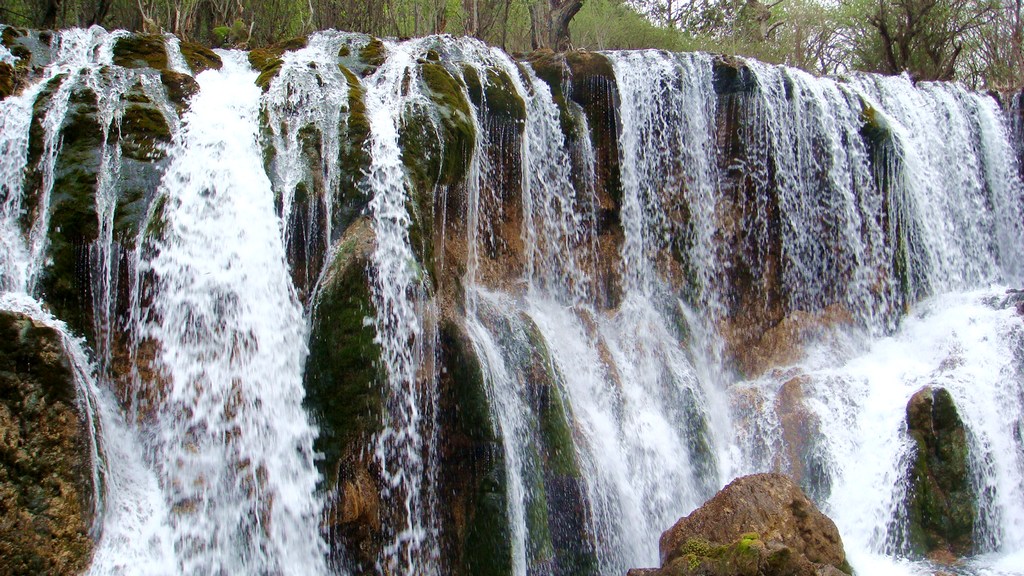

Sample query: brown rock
[722,304,853,378]
[0,311,93,575]
[658,473,849,573]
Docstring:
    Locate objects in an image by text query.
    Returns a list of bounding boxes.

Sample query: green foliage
[571,0,693,50]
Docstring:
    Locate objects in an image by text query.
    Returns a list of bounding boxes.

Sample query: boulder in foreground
[629,473,852,576]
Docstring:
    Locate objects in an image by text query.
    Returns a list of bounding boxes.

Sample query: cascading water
[361,36,441,575]
[725,65,1024,575]
[5,24,1024,576]
[138,51,326,574]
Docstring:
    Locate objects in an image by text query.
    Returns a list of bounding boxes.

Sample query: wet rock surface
[631,473,850,576]
[904,386,975,557]
[0,311,93,575]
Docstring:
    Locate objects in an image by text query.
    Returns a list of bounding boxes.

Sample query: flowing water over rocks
[2,25,1024,576]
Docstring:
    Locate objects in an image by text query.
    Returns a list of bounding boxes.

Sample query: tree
[973,0,1024,88]
[529,0,584,49]
[850,0,999,81]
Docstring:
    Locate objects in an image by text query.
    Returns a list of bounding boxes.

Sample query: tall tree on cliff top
[530,0,584,49]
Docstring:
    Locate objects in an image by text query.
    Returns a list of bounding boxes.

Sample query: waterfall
[4,25,1024,576]
[138,51,326,574]
[361,36,441,575]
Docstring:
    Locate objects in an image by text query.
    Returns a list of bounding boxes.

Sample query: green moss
[213,26,231,47]
[439,319,512,576]
[442,319,494,442]
[120,105,171,160]
[113,34,168,70]
[335,64,371,234]
[255,58,283,91]
[905,387,975,556]
[303,223,383,482]
[143,194,168,244]
[112,188,148,241]
[520,317,579,478]
[483,68,527,124]
[359,38,387,73]
[464,457,513,576]
[462,64,483,107]
[179,41,222,74]
[35,88,104,340]
[160,70,199,110]
[397,62,476,287]
[526,474,555,565]
[673,536,764,576]
[248,36,308,71]
[248,37,307,91]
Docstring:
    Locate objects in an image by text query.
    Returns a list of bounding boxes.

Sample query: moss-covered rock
[479,67,528,123]
[904,386,975,557]
[178,40,222,74]
[249,36,307,90]
[120,103,172,161]
[26,84,104,340]
[305,218,382,478]
[437,317,513,576]
[303,218,388,572]
[398,62,476,287]
[336,64,371,234]
[358,37,387,76]
[112,34,168,70]
[0,62,14,99]
[159,69,199,112]
[654,473,851,576]
[0,311,93,576]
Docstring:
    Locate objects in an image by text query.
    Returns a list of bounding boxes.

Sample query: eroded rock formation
[629,473,851,576]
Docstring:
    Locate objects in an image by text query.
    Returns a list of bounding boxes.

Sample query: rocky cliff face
[0,311,93,575]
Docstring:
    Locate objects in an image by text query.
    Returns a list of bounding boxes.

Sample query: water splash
[361,36,439,575]
[140,51,326,574]
[0,292,176,576]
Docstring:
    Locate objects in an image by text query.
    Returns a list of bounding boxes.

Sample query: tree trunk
[41,0,61,28]
[529,0,584,51]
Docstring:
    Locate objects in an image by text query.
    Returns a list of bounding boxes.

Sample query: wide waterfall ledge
[1,25,1024,576]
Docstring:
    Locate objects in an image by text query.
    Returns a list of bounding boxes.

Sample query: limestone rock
[904,386,975,557]
[634,473,850,576]
[0,311,93,575]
